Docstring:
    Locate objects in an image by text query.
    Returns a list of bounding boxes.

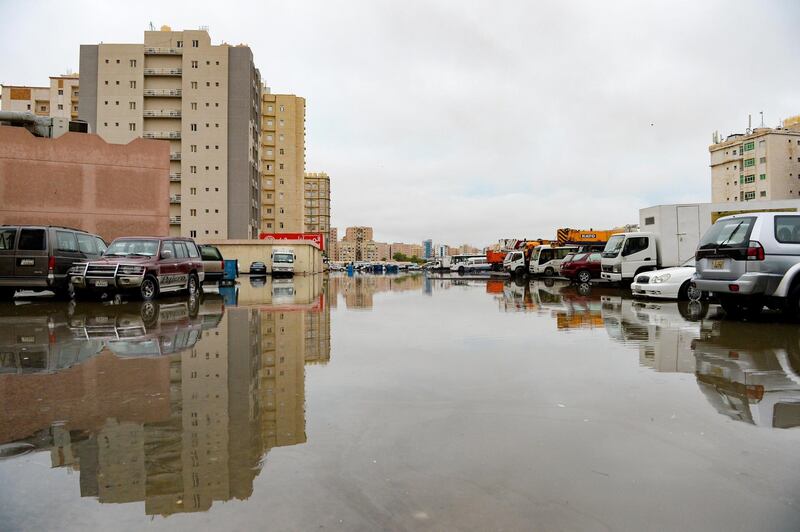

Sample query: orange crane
[556,226,637,248]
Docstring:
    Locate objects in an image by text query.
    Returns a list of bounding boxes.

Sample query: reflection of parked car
[0,225,107,300]
[70,237,204,301]
[560,252,602,283]
[693,320,800,428]
[631,258,702,301]
[693,212,800,318]
[199,245,224,284]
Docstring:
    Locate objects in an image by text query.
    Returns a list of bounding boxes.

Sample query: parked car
[692,212,800,318]
[0,225,107,300]
[454,256,491,274]
[271,248,295,276]
[630,257,703,300]
[560,252,602,283]
[69,237,203,301]
[199,245,224,285]
[529,245,577,276]
[249,261,267,275]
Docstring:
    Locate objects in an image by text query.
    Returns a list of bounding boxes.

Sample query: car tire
[140,301,159,328]
[54,282,75,301]
[577,270,591,284]
[784,283,800,321]
[545,267,555,277]
[458,266,465,274]
[720,295,762,320]
[514,267,525,277]
[140,275,159,301]
[187,273,200,296]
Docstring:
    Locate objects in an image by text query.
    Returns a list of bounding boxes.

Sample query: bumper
[271,267,294,275]
[631,282,677,299]
[601,272,622,282]
[693,273,776,296]
[70,275,144,290]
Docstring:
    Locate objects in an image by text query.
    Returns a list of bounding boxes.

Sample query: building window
[760,174,766,180]
[743,141,755,151]
[57,104,63,110]
[116,59,120,64]
[190,187,196,195]
[116,81,120,85]
[190,123,197,131]
[279,222,284,229]
[744,158,755,168]
[130,80,136,88]
[115,101,119,105]
[215,82,219,87]
[191,81,198,89]
[130,59,137,67]
[744,191,756,200]
[279,178,284,185]
[744,174,755,184]
[191,102,197,110]
[760,191,767,197]
[267,105,273,112]
[177,40,183,47]
[58,89,63,95]
[129,123,136,131]
[279,148,284,155]
[206,82,210,87]
[190,145,197,152]
[216,61,219,65]
[279,163,284,170]
[279,134,284,141]
[105,59,109,63]
[760,157,767,163]
[279,105,285,112]
[190,166,197,173]
[192,39,199,47]
[190,209,197,216]
[191,60,198,68]
[129,101,136,109]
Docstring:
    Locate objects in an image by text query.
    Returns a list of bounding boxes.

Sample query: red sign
[259,232,325,251]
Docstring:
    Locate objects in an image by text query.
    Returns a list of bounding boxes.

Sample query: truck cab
[503,250,527,276]
[271,247,295,277]
[600,232,659,283]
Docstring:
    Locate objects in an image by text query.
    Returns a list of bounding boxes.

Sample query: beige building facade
[1,74,79,119]
[329,227,339,261]
[303,172,330,237]
[79,27,261,239]
[710,118,800,203]
[260,92,305,234]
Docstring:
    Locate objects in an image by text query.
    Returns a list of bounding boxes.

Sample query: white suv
[692,212,800,318]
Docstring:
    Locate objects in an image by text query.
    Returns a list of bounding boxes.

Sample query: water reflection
[327,273,424,309]
[0,277,331,516]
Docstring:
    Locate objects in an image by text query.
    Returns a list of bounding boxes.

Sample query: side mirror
[161,249,173,259]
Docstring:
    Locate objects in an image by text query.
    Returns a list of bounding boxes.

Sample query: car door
[158,241,179,289]
[54,230,82,279]
[76,233,98,261]
[14,227,48,281]
[173,242,190,288]
[621,236,651,277]
[0,227,18,280]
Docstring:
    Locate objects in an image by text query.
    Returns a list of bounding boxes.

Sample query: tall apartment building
[303,172,331,239]
[1,74,79,119]
[710,117,800,203]
[260,92,305,234]
[79,26,261,238]
[374,242,391,261]
[423,239,433,259]
[342,226,375,262]
[329,227,339,261]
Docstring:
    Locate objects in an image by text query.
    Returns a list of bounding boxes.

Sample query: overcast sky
[2,0,800,247]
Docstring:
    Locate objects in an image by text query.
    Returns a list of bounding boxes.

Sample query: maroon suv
[560,252,602,283]
[69,237,204,300]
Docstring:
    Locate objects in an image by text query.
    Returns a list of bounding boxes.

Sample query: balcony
[143,88,182,97]
[170,194,182,204]
[143,131,181,140]
[169,172,181,182]
[143,109,181,118]
[144,47,182,55]
[170,152,181,161]
[169,216,181,224]
[143,67,182,76]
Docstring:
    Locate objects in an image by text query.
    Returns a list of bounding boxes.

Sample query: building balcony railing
[144,47,183,55]
[143,131,181,140]
[143,67,183,76]
[170,152,181,160]
[143,88,182,97]
[170,194,182,204]
[143,109,181,118]
[169,216,181,224]
[169,172,181,182]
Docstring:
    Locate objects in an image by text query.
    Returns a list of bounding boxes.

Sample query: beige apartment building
[1,74,79,119]
[303,171,330,237]
[391,242,424,259]
[329,227,339,261]
[710,117,800,203]
[261,92,305,234]
[79,26,262,239]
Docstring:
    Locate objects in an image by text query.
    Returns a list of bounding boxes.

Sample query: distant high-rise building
[1,74,80,120]
[303,172,330,241]
[710,116,800,203]
[328,227,339,261]
[342,226,374,261]
[423,239,433,259]
[261,91,305,233]
[79,27,262,238]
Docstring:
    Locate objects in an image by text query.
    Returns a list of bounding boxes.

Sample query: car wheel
[577,270,591,284]
[140,275,159,301]
[545,267,555,277]
[54,282,75,301]
[458,266,465,274]
[187,273,200,295]
[720,295,762,320]
[784,283,800,321]
[686,282,703,302]
[140,301,159,328]
[515,267,525,277]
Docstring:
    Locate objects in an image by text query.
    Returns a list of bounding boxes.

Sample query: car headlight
[118,265,145,275]
[68,264,86,276]
[652,273,671,284]
[612,264,621,273]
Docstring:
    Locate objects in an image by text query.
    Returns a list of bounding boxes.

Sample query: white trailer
[601,200,800,282]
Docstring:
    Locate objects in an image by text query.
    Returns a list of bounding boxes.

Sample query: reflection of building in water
[0,293,332,516]
[600,296,708,373]
[328,273,424,309]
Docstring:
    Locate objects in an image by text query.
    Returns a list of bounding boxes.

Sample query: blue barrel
[347,264,354,276]
[223,259,239,283]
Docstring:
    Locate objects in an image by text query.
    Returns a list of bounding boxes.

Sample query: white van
[529,245,576,276]
[271,247,295,276]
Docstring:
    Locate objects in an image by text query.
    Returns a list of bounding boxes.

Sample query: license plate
[94,280,108,287]
[711,259,725,269]
[19,336,35,343]
[19,259,34,266]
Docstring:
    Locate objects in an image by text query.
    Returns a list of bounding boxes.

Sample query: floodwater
[1,273,800,531]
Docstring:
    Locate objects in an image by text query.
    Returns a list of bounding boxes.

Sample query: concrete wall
[0,127,170,242]
[196,239,324,274]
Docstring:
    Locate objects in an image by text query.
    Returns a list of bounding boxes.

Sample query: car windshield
[104,239,160,257]
[602,235,625,258]
[562,254,575,263]
[572,253,587,262]
[698,217,756,249]
[274,253,294,263]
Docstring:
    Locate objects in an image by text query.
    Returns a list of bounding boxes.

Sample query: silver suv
[692,212,800,318]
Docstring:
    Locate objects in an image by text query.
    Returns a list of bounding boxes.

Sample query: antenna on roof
[149,21,155,31]
[747,114,752,134]
[760,111,764,128]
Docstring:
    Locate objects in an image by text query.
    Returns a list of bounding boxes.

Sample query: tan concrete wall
[0,127,170,242]
[196,239,323,274]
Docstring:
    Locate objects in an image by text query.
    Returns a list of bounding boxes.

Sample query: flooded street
[2,273,800,531]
